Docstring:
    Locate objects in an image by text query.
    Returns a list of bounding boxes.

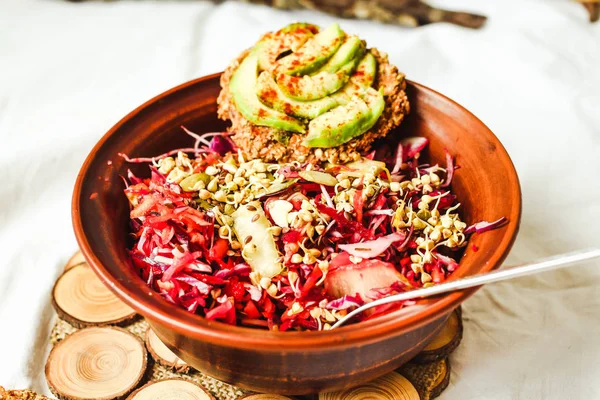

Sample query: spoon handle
[331,248,600,329]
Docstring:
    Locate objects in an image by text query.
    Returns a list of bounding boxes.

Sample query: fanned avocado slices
[318,35,365,74]
[256,71,339,120]
[348,51,377,88]
[274,66,348,102]
[230,53,306,133]
[304,87,385,148]
[325,51,378,107]
[276,23,345,76]
[275,45,364,101]
[229,22,386,148]
[255,23,319,71]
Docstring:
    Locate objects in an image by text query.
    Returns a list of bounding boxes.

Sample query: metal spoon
[331,248,600,329]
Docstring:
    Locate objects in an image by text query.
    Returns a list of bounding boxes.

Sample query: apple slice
[325,253,400,299]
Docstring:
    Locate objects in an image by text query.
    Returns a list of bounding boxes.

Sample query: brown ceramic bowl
[73,73,521,395]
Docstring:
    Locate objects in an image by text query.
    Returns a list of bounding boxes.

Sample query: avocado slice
[304,87,385,148]
[280,22,320,35]
[315,51,378,108]
[256,71,339,119]
[276,23,345,76]
[275,70,344,101]
[274,52,362,101]
[349,51,377,88]
[232,202,282,278]
[273,36,364,101]
[255,50,371,119]
[230,53,306,133]
[255,23,318,71]
[318,36,365,74]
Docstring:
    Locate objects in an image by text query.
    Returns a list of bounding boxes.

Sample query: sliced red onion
[233,263,252,276]
[185,262,212,274]
[278,165,299,178]
[440,149,454,188]
[186,301,199,313]
[392,137,429,174]
[174,274,211,295]
[127,169,143,185]
[245,283,263,302]
[325,295,364,310]
[391,141,404,174]
[162,251,197,281]
[153,255,174,265]
[338,232,405,259]
[404,137,429,159]
[205,299,235,324]
[433,252,459,272]
[464,217,508,235]
[369,215,387,234]
[320,185,334,208]
[395,226,413,251]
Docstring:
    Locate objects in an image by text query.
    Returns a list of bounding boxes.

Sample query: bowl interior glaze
[72,74,521,389]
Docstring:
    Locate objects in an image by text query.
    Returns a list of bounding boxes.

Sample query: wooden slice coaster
[145,329,190,373]
[319,372,419,400]
[126,379,214,400]
[239,395,293,400]
[65,250,87,271]
[45,327,148,400]
[52,263,137,328]
[413,307,462,364]
[399,359,451,400]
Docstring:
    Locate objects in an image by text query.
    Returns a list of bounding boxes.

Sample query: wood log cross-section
[52,263,137,328]
[126,379,215,400]
[145,329,190,373]
[319,371,420,400]
[45,327,148,400]
[413,307,463,364]
[64,250,86,271]
[399,359,451,400]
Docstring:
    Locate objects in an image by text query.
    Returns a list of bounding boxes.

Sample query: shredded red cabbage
[122,129,506,331]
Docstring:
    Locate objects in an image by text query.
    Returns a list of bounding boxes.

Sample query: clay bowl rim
[72,72,521,351]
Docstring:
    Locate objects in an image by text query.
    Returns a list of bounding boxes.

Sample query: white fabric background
[1,0,599,398]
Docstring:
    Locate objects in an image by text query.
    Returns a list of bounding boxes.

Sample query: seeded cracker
[218,31,409,164]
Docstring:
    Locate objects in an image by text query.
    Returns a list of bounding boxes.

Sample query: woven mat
[42,252,459,400]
